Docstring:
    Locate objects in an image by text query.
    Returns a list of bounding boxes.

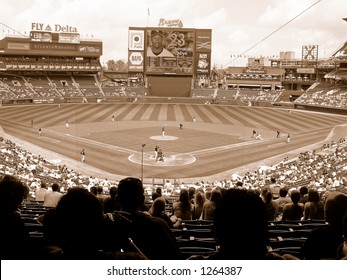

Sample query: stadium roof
[324,69,347,80]
[332,41,347,58]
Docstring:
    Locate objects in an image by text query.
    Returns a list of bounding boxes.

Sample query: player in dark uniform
[80,149,86,162]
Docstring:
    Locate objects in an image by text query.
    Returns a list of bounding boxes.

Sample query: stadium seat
[179,246,216,259]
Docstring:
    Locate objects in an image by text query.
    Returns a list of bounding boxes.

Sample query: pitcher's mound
[150,135,178,141]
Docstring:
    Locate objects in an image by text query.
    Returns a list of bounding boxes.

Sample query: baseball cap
[151,30,164,38]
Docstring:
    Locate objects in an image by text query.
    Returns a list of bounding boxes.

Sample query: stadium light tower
[141,144,146,183]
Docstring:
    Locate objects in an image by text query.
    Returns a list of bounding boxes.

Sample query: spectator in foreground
[172,188,194,220]
[41,187,143,260]
[200,188,222,220]
[273,187,291,216]
[149,196,181,229]
[196,188,281,260]
[282,190,304,221]
[43,183,63,208]
[269,177,281,199]
[303,188,324,220]
[192,188,206,220]
[102,186,120,213]
[336,211,347,260]
[114,177,182,260]
[261,187,278,221]
[298,186,309,204]
[46,187,112,259]
[302,192,347,259]
[35,181,48,202]
[0,174,30,259]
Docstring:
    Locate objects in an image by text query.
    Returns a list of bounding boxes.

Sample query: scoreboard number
[168,32,186,48]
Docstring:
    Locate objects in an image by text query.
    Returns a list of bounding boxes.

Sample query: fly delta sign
[31,22,78,33]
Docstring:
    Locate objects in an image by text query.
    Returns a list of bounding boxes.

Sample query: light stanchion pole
[141,144,146,183]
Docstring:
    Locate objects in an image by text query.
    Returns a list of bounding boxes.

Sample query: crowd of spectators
[0,74,145,100]
[191,88,281,103]
[1,134,347,260]
[295,82,347,109]
[0,58,101,72]
[1,135,347,204]
[2,73,347,112]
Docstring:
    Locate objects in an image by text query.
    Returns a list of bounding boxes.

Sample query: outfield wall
[1,95,346,115]
[294,104,347,115]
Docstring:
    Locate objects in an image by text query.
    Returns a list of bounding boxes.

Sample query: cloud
[0,0,346,67]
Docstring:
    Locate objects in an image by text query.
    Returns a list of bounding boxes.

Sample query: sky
[0,0,346,68]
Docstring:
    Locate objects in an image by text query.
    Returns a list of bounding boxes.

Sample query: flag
[148,8,150,16]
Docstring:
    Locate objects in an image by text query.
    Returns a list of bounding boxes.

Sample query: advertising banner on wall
[195,53,211,74]
[196,29,212,53]
[129,29,145,51]
[145,28,194,75]
[128,51,144,71]
[302,45,318,61]
[58,33,80,44]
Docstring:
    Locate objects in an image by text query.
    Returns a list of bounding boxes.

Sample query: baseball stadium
[1,19,347,261]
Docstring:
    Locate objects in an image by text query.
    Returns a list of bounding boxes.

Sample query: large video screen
[146,29,194,74]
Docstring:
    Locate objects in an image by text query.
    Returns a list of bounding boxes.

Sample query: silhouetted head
[151,197,166,217]
[55,187,104,250]
[307,188,320,202]
[299,186,308,196]
[279,187,288,198]
[51,183,60,192]
[210,188,222,203]
[261,187,274,204]
[290,190,301,204]
[117,177,145,212]
[213,188,268,259]
[0,174,29,213]
[324,192,347,231]
[152,192,161,201]
[109,186,118,198]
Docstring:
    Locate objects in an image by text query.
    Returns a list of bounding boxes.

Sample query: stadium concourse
[0,102,347,184]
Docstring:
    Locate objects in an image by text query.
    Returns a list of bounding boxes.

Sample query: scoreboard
[128,27,212,76]
[146,29,194,75]
[30,31,80,44]
[30,31,53,42]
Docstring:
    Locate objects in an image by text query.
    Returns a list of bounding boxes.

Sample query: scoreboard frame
[128,27,212,76]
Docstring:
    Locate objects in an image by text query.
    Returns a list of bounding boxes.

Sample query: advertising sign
[196,53,211,74]
[129,29,144,51]
[297,68,315,74]
[58,33,80,44]
[128,51,144,71]
[302,45,318,61]
[195,29,212,52]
